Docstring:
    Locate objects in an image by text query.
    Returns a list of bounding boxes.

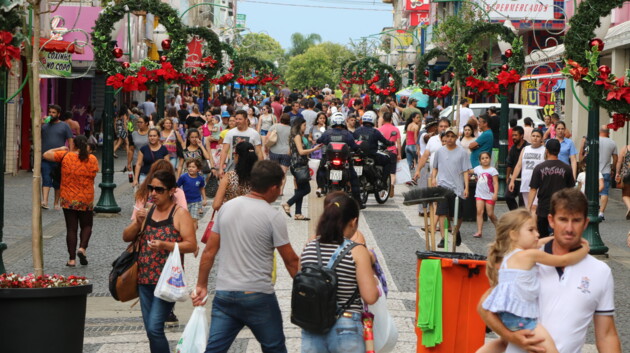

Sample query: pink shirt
[378,123,401,155]
[130,188,188,221]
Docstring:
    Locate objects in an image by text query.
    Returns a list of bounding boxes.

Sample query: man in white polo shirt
[218,109,263,176]
[478,188,621,353]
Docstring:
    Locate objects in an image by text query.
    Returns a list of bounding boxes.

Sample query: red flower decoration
[106,73,125,89]
[0,31,21,70]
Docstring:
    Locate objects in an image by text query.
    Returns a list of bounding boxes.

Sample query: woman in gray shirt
[267,113,292,193]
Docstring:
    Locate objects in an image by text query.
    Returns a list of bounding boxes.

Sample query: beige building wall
[5,62,23,175]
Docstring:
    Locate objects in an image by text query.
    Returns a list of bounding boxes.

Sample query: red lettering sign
[185,37,203,68]
[410,11,430,26]
[406,0,430,12]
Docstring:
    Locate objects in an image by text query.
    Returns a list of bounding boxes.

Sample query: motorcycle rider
[315,112,365,208]
[353,111,394,180]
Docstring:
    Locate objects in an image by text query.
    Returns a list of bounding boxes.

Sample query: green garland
[237,56,276,76]
[341,57,402,97]
[217,42,237,77]
[0,7,22,33]
[185,26,222,78]
[92,0,186,75]
[565,0,629,115]
[414,47,449,84]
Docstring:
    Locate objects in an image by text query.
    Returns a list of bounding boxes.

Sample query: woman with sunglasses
[123,170,196,353]
[134,128,170,187]
[257,104,276,137]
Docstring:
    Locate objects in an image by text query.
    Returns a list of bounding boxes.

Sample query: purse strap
[130,205,154,252]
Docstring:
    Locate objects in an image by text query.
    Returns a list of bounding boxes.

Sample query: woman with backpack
[298,194,378,352]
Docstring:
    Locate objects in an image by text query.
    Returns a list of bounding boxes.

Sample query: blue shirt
[558,138,577,166]
[177,173,205,203]
[470,129,494,168]
[289,112,303,126]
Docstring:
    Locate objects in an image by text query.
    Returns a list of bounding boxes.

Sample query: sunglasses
[147,185,168,194]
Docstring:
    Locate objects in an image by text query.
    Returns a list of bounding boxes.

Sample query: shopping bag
[368,280,398,353]
[308,158,321,178]
[154,243,188,302]
[395,160,412,185]
[176,306,208,353]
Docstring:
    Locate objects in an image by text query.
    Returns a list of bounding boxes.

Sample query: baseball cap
[444,127,458,136]
[545,139,561,155]
[221,111,230,118]
[409,97,418,103]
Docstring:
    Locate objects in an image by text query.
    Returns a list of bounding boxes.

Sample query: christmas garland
[235,56,279,86]
[184,26,222,78]
[564,0,630,129]
[340,57,401,97]
[0,7,23,70]
[464,36,524,96]
[92,0,187,75]
[210,42,237,85]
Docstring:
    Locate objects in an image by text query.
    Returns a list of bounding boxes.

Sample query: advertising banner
[405,0,430,12]
[410,11,430,26]
[477,0,555,21]
[185,37,203,68]
[40,51,72,77]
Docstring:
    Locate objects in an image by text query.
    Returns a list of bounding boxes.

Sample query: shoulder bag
[265,128,278,148]
[109,206,152,302]
[200,210,216,244]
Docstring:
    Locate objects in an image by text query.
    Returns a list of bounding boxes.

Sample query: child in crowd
[177,159,206,230]
[473,151,499,238]
[477,209,589,353]
[575,160,604,194]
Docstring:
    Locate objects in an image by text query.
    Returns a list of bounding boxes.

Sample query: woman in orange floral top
[43,135,99,267]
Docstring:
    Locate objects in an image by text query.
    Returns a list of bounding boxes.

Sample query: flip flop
[77,251,88,266]
[281,203,291,217]
[41,204,49,210]
[472,233,482,238]
[294,215,310,221]
[65,262,76,267]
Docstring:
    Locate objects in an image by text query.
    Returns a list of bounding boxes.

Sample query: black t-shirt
[185,115,205,129]
[489,114,500,148]
[506,141,530,177]
[529,160,575,216]
[140,145,169,174]
[178,109,189,122]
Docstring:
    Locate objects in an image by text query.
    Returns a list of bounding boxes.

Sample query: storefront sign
[52,6,102,61]
[406,0,430,12]
[40,51,72,77]
[236,14,246,29]
[410,11,430,26]
[478,0,554,21]
[185,37,203,68]
[394,31,414,51]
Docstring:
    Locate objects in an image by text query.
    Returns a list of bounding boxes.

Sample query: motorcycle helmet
[330,112,346,127]
[361,111,377,125]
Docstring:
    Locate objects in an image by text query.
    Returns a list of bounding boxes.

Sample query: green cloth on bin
[417,259,443,347]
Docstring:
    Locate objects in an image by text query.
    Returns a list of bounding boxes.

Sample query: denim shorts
[260,129,268,136]
[499,312,537,331]
[301,312,365,353]
[600,173,611,196]
[41,159,59,189]
[188,201,203,220]
[269,152,291,167]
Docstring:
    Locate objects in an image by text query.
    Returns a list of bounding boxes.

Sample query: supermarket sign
[477,0,555,21]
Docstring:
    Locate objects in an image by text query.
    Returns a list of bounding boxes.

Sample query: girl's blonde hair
[486,209,534,287]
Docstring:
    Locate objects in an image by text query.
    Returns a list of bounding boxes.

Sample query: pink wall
[52,6,102,61]
[565,0,630,26]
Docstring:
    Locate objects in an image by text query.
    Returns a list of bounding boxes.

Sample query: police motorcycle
[352,112,392,204]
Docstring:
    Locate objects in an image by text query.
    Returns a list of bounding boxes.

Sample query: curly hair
[486,209,533,287]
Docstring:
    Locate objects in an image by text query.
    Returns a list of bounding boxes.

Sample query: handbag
[154,242,188,302]
[265,129,278,148]
[291,164,311,184]
[200,211,216,244]
[202,160,212,175]
[108,207,151,302]
[205,173,219,198]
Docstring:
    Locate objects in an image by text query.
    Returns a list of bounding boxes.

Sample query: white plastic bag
[368,280,398,353]
[395,160,412,185]
[176,306,208,353]
[154,242,188,302]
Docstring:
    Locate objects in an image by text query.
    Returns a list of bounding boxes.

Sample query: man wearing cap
[220,111,231,130]
[431,127,471,248]
[528,139,575,237]
[402,97,421,122]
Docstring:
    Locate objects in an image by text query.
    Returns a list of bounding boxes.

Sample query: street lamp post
[94,85,121,213]
[583,102,606,254]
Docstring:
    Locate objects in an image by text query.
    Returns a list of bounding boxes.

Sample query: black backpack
[291,240,361,334]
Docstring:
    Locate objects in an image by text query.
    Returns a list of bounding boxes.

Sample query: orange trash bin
[415,251,490,353]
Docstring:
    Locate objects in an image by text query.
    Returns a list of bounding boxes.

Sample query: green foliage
[92,0,187,75]
[288,32,322,57]
[237,33,284,64]
[285,42,351,89]
[564,0,629,114]
[341,57,402,98]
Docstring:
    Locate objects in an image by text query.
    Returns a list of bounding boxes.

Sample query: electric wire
[239,0,392,12]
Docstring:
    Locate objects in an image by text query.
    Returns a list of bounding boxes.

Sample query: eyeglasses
[147,185,167,194]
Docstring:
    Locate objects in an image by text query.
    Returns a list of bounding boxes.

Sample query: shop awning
[35,37,84,54]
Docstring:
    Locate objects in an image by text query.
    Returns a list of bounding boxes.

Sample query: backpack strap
[315,241,323,267]
[329,240,364,317]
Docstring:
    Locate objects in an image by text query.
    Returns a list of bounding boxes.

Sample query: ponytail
[75,135,89,162]
[316,194,360,244]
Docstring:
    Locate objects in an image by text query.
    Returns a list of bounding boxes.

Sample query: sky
[237,0,393,50]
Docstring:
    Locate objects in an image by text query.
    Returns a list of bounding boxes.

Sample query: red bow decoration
[607,113,630,131]
[0,31,21,70]
[497,70,521,87]
[566,60,588,81]
[106,73,125,90]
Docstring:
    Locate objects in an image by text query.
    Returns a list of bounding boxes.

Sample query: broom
[403,186,454,251]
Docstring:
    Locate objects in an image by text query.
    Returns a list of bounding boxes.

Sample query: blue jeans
[600,173,611,196]
[405,144,417,170]
[499,312,537,331]
[206,291,286,353]
[138,284,176,353]
[301,312,365,353]
[41,159,59,188]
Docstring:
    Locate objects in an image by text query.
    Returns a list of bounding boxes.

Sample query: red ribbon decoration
[0,31,21,70]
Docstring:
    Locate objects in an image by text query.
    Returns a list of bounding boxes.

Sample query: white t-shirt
[223,127,262,159]
[419,132,428,155]
[473,166,498,200]
[576,172,603,193]
[506,254,615,353]
[458,107,475,133]
[302,109,318,135]
[519,145,545,193]
[426,135,443,169]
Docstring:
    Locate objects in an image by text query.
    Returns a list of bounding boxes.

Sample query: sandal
[472,233,482,238]
[281,203,291,217]
[77,250,88,266]
[41,204,49,210]
[65,261,76,267]
[294,214,310,221]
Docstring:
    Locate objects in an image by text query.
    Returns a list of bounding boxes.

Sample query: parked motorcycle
[353,143,391,204]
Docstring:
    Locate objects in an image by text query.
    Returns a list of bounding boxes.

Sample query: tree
[237,33,285,64]
[285,42,352,89]
[288,32,322,57]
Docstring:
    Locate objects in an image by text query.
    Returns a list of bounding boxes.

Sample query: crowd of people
[37,84,628,353]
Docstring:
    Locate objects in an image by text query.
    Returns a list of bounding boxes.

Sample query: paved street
[3,155,629,352]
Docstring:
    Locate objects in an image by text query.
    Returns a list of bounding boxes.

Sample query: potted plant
[0,273,92,353]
